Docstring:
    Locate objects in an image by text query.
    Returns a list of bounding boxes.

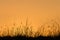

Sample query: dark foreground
[0,35,60,40]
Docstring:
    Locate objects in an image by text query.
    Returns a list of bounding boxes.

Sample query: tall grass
[0,19,60,37]
[39,20,60,37]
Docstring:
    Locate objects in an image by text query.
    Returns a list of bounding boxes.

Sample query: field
[0,19,60,40]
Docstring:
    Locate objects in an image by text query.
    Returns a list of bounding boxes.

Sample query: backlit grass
[0,19,60,37]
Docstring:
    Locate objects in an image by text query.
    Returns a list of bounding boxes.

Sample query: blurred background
[0,0,60,29]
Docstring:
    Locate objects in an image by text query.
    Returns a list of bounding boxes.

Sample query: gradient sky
[0,0,60,27]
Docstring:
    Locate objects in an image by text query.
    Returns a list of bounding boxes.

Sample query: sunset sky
[0,0,60,27]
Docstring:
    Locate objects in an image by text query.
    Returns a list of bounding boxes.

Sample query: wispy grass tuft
[0,18,60,38]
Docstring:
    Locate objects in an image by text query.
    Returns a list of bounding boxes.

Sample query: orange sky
[0,0,60,27]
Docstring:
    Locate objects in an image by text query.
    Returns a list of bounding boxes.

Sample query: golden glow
[0,0,60,37]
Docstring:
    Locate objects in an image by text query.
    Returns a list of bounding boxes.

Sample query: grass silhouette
[0,18,60,39]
